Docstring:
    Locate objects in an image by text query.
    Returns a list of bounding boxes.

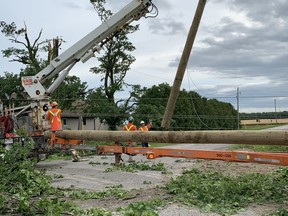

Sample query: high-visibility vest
[138,126,149,132]
[123,123,136,131]
[48,108,62,130]
[123,123,136,144]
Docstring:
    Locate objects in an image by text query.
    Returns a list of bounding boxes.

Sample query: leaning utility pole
[161,0,207,129]
[237,87,240,130]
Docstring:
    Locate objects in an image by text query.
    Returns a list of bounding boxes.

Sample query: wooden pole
[45,130,288,146]
[161,0,207,129]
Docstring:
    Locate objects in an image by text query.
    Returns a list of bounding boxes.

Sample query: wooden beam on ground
[45,130,288,145]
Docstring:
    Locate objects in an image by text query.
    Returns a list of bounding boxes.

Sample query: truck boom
[19,0,156,133]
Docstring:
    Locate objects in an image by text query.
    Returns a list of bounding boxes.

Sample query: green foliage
[117,199,165,216]
[267,208,288,216]
[105,161,167,173]
[135,83,238,130]
[0,21,48,74]
[165,168,288,215]
[56,184,127,201]
[51,75,88,110]
[0,21,87,110]
[0,141,51,215]
[0,139,114,215]
[241,124,283,130]
[0,72,25,107]
[46,152,72,161]
[86,0,141,130]
[134,83,170,129]
[231,144,288,152]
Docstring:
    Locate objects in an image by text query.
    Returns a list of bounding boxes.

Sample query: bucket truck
[1,0,157,156]
[2,0,286,166]
[20,0,156,135]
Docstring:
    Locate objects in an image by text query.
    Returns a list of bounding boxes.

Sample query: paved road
[265,124,288,130]
[37,125,287,215]
[37,142,233,192]
[37,125,288,191]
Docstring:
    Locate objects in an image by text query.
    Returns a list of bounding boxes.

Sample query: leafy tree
[135,83,238,130]
[203,99,238,130]
[51,75,88,110]
[0,21,49,75]
[0,21,87,110]
[134,83,171,129]
[86,85,141,130]
[86,0,141,130]
[0,72,25,107]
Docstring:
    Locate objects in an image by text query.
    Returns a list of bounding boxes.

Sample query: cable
[146,2,159,19]
[185,69,231,129]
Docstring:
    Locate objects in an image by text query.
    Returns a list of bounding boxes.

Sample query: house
[61,111,109,130]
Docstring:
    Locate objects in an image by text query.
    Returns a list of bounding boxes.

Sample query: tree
[134,83,171,129]
[0,72,23,107]
[135,83,238,130]
[86,85,141,130]
[51,75,88,110]
[0,21,49,76]
[86,0,141,130]
[0,21,87,110]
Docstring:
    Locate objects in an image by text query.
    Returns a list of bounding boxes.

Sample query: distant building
[61,111,109,130]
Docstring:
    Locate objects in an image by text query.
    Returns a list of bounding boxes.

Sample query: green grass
[241,124,286,130]
[235,124,288,152]
[230,144,288,152]
[165,167,288,215]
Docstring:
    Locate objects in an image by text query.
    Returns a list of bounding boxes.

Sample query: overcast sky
[1,0,288,113]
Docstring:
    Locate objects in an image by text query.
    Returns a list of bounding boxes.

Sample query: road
[37,142,233,192]
[36,126,288,215]
[38,125,288,191]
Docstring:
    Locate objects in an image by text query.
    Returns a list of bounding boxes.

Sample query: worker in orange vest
[46,101,62,131]
[123,116,137,162]
[138,119,152,147]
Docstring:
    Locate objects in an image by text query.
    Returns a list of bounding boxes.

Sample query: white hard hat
[51,101,58,107]
[128,116,134,122]
[140,120,145,124]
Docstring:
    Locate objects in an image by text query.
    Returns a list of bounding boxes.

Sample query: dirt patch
[191,159,279,176]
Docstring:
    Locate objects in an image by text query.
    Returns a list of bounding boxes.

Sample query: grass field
[240,124,285,130]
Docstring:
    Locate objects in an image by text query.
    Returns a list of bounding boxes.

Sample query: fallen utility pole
[45,130,288,146]
[161,0,207,129]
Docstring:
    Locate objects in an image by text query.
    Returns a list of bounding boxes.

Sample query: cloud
[148,18,186,35]
[1,0,287,112]
[168,0,288,81]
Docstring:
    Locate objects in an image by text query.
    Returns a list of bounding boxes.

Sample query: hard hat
[140,120,145,124]
[51,101,58,107]
[128,116,134,122]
